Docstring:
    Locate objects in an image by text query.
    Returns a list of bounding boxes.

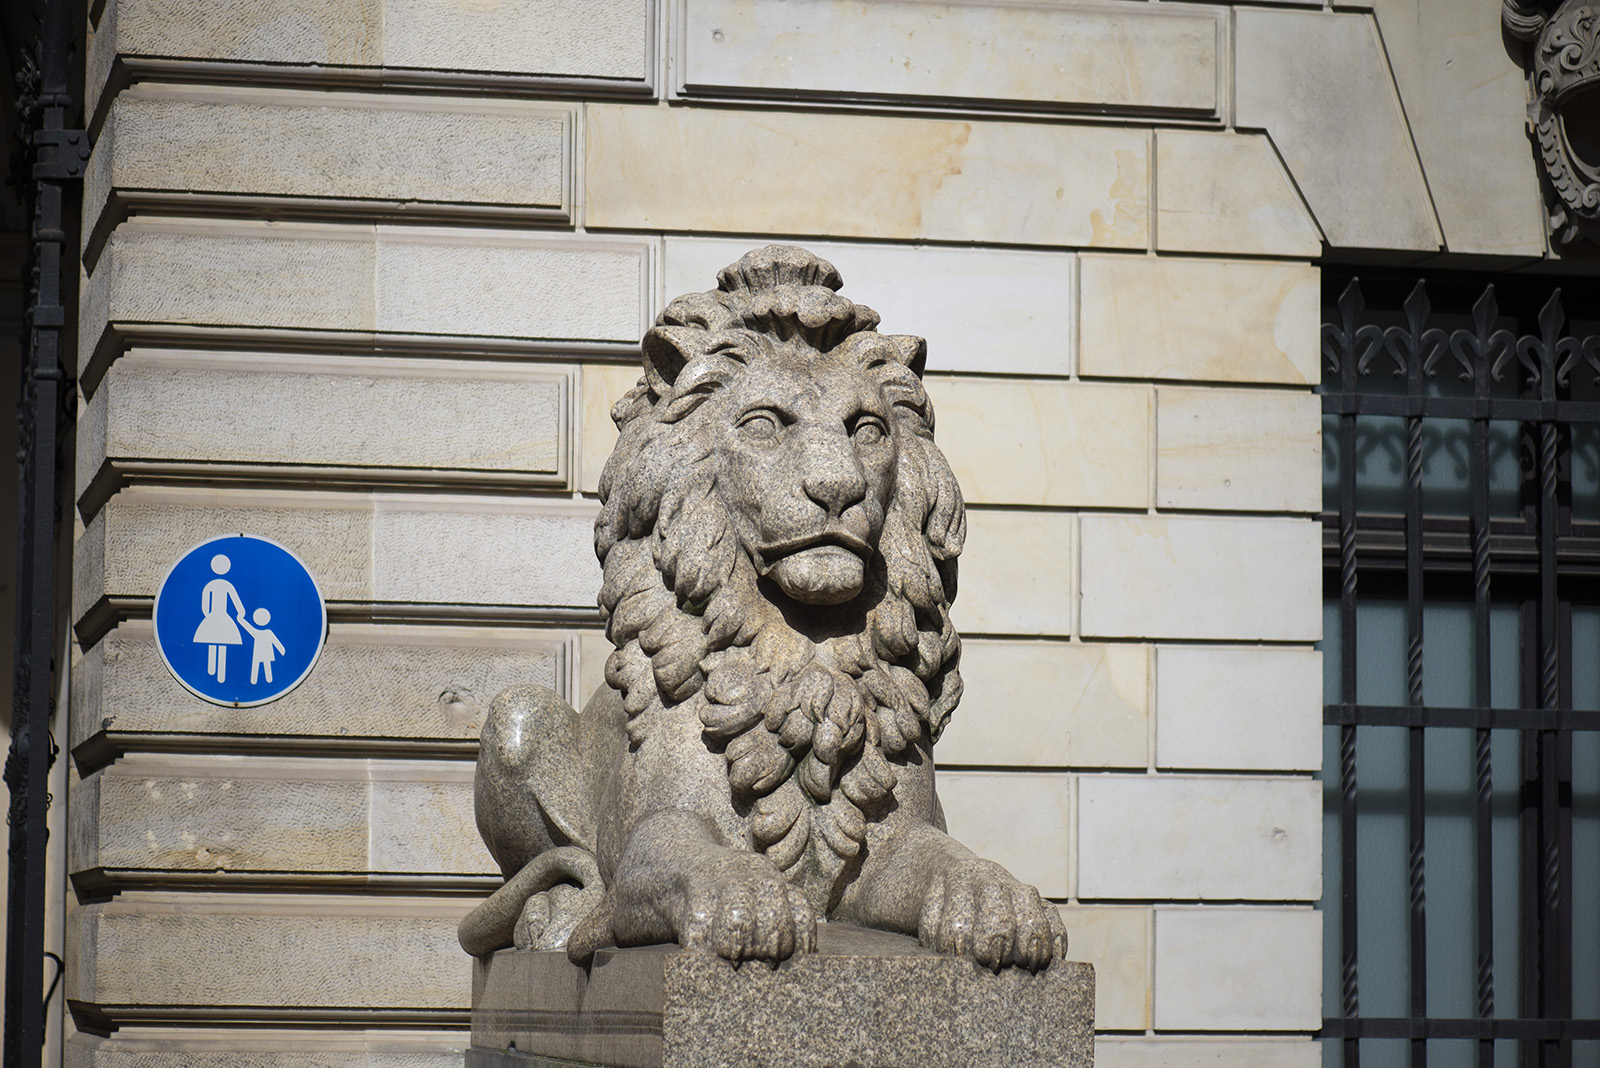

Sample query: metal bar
[1324,705,1600,730]
[1337,280,1362,1068]
[1470,286,1496,1068]
[2,2,77,1065]
[1320,393,1600,422]
[1535,293,1563,1068]
[1321,1018,1600,1041]
[1403,282,1428,1068]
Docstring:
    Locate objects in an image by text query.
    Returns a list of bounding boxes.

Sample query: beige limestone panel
[586,104,1150,248]
[382,0,651,80]
[952,510,1075,637]
[70,622,564,754]
[1079,515,1322,642]
[87,0,651,119]
[66,893,475,1013]
[1155,387,1320,513]
[680,0,1220,116]
[577,631,612,705]
[1096,1038,1320,1068]
[664,238,1076,376]
[1235,10,1441,252]
[68,1028,468,1068]
[73,488,603,642]
[373,229,650,342]
[88,86,572,236]
[73,755,492,880]
[581,362,644,493]
[371,496,601,609]
[926,378,1151,509]
[80,353,572,502]
[1078,255,1319,386]
[1154,130,1321,257]
[939,771,1072,897]
[1155,647,1322,773]
[81,221,652,391]
[1076,775,1321,901]
[937,641,1148,769]
[1153,907,1322,1030]
[1058,906,1150,1031]
[1366,0,1544,256]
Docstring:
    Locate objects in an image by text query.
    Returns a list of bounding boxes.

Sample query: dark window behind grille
[1317,269,1600,1068]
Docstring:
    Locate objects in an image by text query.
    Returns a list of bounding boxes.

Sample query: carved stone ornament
[459,245,1068,972]
[1506,0,1600,245]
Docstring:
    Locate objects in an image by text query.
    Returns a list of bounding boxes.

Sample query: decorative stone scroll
[1506,0,1600,246]
[459,245,1071,975]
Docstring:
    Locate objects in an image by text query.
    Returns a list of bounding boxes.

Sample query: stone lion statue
[459,245,1067,971]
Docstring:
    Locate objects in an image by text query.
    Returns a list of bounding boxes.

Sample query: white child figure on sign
[236,607,286,685]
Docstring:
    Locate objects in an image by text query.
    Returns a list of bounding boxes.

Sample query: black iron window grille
[1318,271,1600,1068]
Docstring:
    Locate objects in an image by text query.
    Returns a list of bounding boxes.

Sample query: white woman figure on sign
[237,608,286,685]
[193,554,247,683]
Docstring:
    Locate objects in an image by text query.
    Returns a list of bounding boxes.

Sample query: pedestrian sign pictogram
[153,534,327,707]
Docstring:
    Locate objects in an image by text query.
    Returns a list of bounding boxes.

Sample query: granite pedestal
[468,923,1095,1068]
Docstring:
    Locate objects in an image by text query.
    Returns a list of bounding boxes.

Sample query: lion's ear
[884,334,927,378]
[641,326,704,397]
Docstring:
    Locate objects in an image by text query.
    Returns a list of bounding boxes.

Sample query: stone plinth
[468,923,1095,1068]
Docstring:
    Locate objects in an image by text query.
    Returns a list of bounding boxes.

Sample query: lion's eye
[853,417,888,445]
[738,410,781,441]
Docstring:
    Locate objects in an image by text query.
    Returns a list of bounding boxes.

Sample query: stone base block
[470,923,1095,1068]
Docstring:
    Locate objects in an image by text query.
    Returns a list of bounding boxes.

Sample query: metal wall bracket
[31,128,89,180]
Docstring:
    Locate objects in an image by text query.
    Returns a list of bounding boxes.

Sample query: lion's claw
[918,859,1065,971]
[679,853,817,966]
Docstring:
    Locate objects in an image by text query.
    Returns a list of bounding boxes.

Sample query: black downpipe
[3,1,83,1065]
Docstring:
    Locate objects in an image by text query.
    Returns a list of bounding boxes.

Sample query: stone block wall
[62,0,1546,1065]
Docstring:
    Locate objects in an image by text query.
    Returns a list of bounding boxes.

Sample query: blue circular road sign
[153,534,327,707]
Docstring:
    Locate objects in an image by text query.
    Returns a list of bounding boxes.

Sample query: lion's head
[594,246,965,877]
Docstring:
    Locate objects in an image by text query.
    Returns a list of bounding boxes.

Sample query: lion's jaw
[712,352,897,609]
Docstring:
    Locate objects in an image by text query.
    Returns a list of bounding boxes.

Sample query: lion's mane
[593,246,966,883]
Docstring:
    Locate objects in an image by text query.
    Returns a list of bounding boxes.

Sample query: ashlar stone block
[81,221,652,394]
[926,378,1150,509]
[938,641,1148,769]
[86,86,574,259]
[582,361,645,493]
[1155,386,1320,513]
[1152,908,1322,1030]
[88,0,653,123]
[1096,1038,1321,1068]
[1076,775,1321,901]
[1235,10,1441,252]
[586,104,1149,248]
[1155,130,1321,258]
[71,755,494,886]
[680,0,1220,117]
[79,352,574,515]
[1079,255,1320,386]
[1365,0,1544,256]
[68,1028,468,1068]
[1057,906,1151,1031]
[73,487,601,644]
[1154,647,1322,773]
[665,238,1076,376]
[66,893,476,1021]
[952,509,1075,637]
[939,771,1072,897]
[1079,514,1321,641]
[71,622,565,759]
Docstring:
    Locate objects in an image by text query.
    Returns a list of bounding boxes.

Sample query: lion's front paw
[918,859,1067,971]
[679,853,817,966]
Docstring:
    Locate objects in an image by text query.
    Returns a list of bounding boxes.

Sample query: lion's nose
[802,449,868,518]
